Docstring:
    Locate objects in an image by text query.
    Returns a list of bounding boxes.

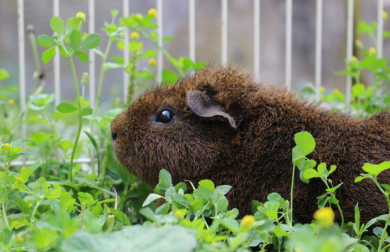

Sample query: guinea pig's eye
[155,109,175,124]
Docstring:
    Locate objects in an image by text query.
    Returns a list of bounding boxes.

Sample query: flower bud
[81,72,89,86]
[76,12,86,22]
[369,47,377,56]
[130,32,140,40]
[149,58,157,67]
[1,143,10,152]
[148,8,158,18]
[314,207,335,228]
[240,215,255,228]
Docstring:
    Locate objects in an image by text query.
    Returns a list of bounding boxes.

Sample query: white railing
[12,0,386,165]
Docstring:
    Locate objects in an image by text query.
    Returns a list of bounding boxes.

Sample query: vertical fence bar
[346,0,354,108]
[157,0,163,83]
[377,0,384,58]
[53,0,60,106]
[221,0,228,66]
[17,0,26,139]
[315,0,323,101]
[123,0,129,103]
[285,0,292,90]
[88,0,96,107]
[253,0,260,76]
[189,0,195,62]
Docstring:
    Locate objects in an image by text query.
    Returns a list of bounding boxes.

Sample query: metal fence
[12,0,386,165]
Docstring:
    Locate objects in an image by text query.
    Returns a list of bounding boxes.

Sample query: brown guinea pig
[111,67,390,224]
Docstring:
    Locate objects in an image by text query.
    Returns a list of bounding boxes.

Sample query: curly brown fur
[111,67,390,224]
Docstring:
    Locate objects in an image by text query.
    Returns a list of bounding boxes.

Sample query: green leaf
[50,16,65,35]
[10,139,23,147]
[355,175,369,183]
[294,131,316,156]
[37,35,57,47]
[352,83,365,97]
[199,179,215,192]
[174,182,188,193]
[70,30,82,50]
[20,159,41,182]
[325,182,343,193]
[143,193,163,207]
[317,163,327,176]
[81,108,93,116]
[328,165,337,175]
[159,169,172,186]
[189,199,203,212]
[155,203,169,214]
[273,225,288,236]
[355,203,360,236]
[75,50,89,62]
[59,140,73,152]
[381,184,390,192]
[80,33,102,50]
[61,225,197,252]
[66,17,80,34]
[215,185,232,195]
[162,69,178,85]
[57,102,77,113]
[42,47,56,64]
[0,68,10,80]
[303,169,319,179]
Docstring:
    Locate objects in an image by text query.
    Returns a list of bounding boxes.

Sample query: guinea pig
[111,67,390,224]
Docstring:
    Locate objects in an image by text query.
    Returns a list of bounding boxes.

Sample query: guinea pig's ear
[187,90,237,129]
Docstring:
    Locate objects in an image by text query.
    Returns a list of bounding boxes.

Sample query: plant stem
[69,56,83,182]
[373,176,390,252]
[28,31,41,91]
[260,232,269,252]
[99,130,111,183]
[31,196,43,224]
[289,163,296,226]
[1,157,11,228]
[90,38,113,132]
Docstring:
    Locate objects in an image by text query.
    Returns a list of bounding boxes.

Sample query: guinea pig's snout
[111,112,126,142]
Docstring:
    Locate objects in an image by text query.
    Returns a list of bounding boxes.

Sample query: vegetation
[0,8,389,252]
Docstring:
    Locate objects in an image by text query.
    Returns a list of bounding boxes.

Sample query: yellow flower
[7,99,14,106]
[383,11,388,20]
[16,177,24,184]
[108,214,115,219]
[14,235,24,243]
[351,56,358,63]
[314,207,335,228]
[130,32,140,40]
[148,8,158,18]
[149,58,157,67]
[76,12,86,22]
[20,167,26,172]
[369,47,377,56]
[333,89,340,95]
[320,87,325,93]
[294,248,303,252]
[1,143,10,152]
[28,203,33,208]
[210,242,218,248]
[135,14,143,20]
[240,215,255,228]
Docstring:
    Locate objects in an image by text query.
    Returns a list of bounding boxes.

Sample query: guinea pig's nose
[111,131,118,141]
